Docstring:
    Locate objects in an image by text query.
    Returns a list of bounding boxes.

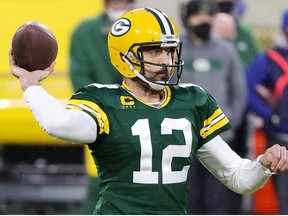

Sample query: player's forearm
[23,85,97,143]
[222,156,271,195]
[196,136,272,195]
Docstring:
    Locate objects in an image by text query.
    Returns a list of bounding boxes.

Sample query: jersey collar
[122,81,172,109]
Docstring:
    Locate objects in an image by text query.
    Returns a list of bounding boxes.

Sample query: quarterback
[10,8,288,214]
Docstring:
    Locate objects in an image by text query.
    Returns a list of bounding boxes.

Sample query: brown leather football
[11,21,58,71]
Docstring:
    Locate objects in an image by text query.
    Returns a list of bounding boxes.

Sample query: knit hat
[184,0,217,19]
[181,0,218,28]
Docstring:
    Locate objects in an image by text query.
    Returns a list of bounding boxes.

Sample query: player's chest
[107,108,201,156]
[103,109,199,184]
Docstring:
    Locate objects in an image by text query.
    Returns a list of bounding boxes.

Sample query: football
[11,21,58,71]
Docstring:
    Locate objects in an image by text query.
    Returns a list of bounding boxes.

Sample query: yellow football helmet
[108,7,184,90]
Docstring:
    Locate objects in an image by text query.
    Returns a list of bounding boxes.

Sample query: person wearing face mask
[178,0,247,214]
[69,0,135,214]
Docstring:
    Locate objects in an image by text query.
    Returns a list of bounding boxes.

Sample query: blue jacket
[246,46,288,134]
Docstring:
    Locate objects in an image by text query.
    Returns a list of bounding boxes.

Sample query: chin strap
[123,55,166,91]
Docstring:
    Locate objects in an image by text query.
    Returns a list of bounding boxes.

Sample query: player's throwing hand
[9,48,55,91]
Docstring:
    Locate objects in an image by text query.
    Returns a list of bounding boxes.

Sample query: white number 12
[131,118,192,184]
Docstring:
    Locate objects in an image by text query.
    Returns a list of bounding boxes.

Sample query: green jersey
[67,82,232,214]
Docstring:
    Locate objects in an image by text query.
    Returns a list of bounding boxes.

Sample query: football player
[10,7,288,215]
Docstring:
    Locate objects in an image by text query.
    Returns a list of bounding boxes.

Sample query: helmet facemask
[123,41,184,91]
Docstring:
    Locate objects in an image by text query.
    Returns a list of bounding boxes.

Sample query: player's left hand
[9,48,55,91]
[259,144,288,173]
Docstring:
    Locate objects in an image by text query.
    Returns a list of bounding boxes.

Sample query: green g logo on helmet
[111,18,131,36]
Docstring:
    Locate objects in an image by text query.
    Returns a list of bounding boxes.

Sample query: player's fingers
[272,146,288,172]
[10,64,22,78]
[38,71,52,81]
[37,61,55,81]
[269,144,281,171]
[279,148,288,172]
[284,150,288,171]
[10,56,30,78]
[9,48,16,67]
[9,47,23,78]
[50,61,56,68]
[269,145,286,172]
[44,61,56,73]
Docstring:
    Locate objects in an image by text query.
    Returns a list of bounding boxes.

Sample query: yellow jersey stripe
[200,108,229,138]
[67,99,110,134]
[203,108,223,128]
[84,145,98,177]
[161,86,171,107]
[200,116,229,138]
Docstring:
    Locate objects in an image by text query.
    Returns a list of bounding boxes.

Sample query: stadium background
[0,0,287,214]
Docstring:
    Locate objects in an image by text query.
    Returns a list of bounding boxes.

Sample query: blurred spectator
[212,12,237,42]
[214,0,259,69]
[179,0,246,214]
[246,9,288,214]
[69,0,135,214]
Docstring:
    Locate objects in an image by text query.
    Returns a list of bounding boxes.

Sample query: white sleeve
[196,135,273,195]
[23,85,97,144]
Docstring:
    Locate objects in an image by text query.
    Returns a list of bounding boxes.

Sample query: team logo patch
[111,18,131,36]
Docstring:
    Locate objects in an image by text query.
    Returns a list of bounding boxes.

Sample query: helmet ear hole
[136,48,143,61]
[120,53,125,62]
